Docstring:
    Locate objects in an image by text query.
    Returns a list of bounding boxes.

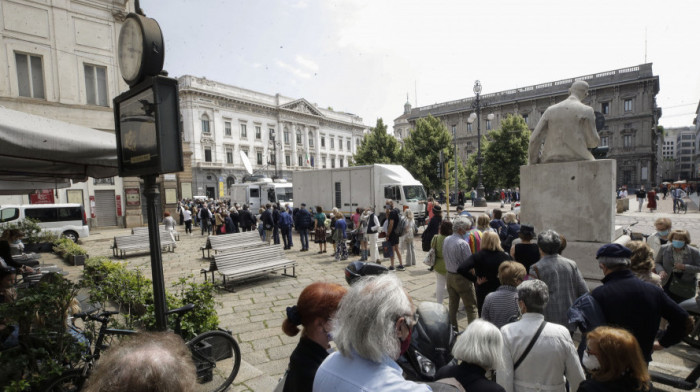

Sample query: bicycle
[41,303,240,392]
[674,199,688,214]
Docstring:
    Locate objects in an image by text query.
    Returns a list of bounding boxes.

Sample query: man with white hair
[443,216,478,331]
[591,243,688,363]
[313,274,431,391]
[497,279,584,392]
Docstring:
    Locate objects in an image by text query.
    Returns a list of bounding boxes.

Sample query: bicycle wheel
[41,369,87,392]
[188,330,241,392]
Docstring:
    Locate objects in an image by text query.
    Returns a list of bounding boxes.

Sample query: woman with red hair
[280,282,347,392]
[578,326,651,391]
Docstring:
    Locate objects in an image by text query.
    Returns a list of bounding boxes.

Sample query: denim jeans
[299,228,309,250]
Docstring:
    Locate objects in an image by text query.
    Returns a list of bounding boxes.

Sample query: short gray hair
[598,256,630,268]
[517,279,549,314]
[451,319,504,370]
[452,216,471,234]
[332,274,412,362]
[537,229,561,255]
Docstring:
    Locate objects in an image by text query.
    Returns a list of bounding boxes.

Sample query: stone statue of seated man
[528,80,600,165]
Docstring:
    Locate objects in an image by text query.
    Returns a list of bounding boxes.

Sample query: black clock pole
[143,174,168,330]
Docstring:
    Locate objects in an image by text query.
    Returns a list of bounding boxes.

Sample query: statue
[528,81,600,165]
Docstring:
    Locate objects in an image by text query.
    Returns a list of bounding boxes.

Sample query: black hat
[596,243,632,259]
[301,203,306,207]
[432,205,442,213]
[519,224,535,236]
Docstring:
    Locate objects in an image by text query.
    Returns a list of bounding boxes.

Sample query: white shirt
[497,313,584,392]
[183,209,192,222]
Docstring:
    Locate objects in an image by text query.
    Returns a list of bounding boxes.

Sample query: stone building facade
[664,126,696,181]
[396,64,662,189]
[178,76,368,198]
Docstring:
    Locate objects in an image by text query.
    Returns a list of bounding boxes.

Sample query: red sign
[125,187,141,206]
[29,190,55,204]
[116,195,122,217]
[89,196,96,218]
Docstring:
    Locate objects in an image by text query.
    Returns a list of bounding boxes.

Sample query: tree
[352,118,401,165]
[465,115,530,191]
[401,115,453,193]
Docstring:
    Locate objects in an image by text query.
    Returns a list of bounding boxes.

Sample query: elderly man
[443,216,478,331]
[528,80,600,165]
[497,279,585,392]
[313,274,431,391]
[528,230,588,331]
[591,243,688,363]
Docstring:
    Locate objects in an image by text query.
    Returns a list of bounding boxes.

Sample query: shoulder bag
[668,272,697,300]
[513,320,547,371]
[423,236,437,267]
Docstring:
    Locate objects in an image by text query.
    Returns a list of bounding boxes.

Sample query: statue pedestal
[520,159,616,243]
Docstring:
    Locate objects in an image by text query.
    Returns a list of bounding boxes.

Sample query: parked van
[0,203,89,242]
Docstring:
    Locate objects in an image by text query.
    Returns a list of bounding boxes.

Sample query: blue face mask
[672,240,686,249]
[658,230,669,237]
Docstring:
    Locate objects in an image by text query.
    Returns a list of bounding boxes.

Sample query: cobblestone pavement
[45,199,699,391]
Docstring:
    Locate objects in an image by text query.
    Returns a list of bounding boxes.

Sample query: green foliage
[465,115,530,191]
[352,118,401,165]
[52,238,88,257]
[1,218,57,244]
[0,274,84,390]
[401,115,453,193]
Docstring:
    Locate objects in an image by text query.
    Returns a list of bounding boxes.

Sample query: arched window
[308,131,314,147]
[296,129,302,145]
[201,114,210,133]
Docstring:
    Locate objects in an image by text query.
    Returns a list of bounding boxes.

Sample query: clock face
[118,17,144,84]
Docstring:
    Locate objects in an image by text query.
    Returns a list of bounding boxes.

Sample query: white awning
[0,106,118,193]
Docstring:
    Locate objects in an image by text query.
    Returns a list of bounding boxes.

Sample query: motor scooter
[344,261,458,381]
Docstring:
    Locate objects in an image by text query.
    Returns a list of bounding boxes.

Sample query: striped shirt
[482,285,519,329]
[442,234,472,273]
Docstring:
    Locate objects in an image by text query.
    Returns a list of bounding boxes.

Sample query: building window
[347,139,351,151]
[296,130,302,145]
[285,154,291,167]
[270,152,276,165]
[226,148,233,164]
[330,138,335,149]
[601,102,610,115]
[600,136,609,147]
[15,52,45,99]
[486,120,492,130]
[339,138,343,151]
[322,156,327,168]
[269,128,275,140]
[624,99,633,112]
[204,148,212,162]
[240,123,247,138]
[241,149,248,157]
[84,64,108,106]
[331,158,336,168]
[356,138,361,147]
[201,114,210,134]
[256,151,263,165]
[298,155,303,167]
[284,130,290,144]
[255,125,262,139]
[467,123,472,132]
[224,121,232,136]
[623,135,634,148]
[522,114,528,125]
[340,158,344,167]
[308,132,314,147]
[320,135,325,147]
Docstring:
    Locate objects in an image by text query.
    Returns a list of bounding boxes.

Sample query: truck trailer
[292,164,427,219]
[228,178,293,211]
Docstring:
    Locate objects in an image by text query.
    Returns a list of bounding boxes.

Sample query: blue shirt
[313,351,432,392]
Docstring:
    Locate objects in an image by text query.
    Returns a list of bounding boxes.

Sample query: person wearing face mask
[497,279,584,392]
[647,217,671,257]
[313,274,432,392]
[592,243,688,363]
[654,229,700,303]
[281,282,347,392]
[577,326,651,392]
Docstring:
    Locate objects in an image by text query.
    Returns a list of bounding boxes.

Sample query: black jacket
[283,337,328,392]
[239,209,256,229]
[435,362,505,392]
[577,376,648,392]
[591,269,688,362]
[422,215,442,252]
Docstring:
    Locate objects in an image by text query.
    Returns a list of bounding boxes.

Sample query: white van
[0,203,90,242]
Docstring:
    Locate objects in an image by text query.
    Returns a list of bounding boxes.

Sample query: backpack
[394,210,407,237]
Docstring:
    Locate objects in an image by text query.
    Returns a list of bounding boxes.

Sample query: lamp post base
[475,184,487,207]
[474,197,488,207]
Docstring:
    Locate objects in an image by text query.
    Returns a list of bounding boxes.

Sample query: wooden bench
[200,231,262,258]
[131,226,180,241]
[201,244,296,291]
[111,232,176,258]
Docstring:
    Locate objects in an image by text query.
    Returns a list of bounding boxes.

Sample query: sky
[145,0,700,129]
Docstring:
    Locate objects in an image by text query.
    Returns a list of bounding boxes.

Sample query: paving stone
[251,336,282,351]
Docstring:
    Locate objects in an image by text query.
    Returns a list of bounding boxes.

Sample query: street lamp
[452,124,458,203]
[269,129,278,179]
[467,80,494,207]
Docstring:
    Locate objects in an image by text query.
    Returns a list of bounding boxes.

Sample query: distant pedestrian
[183,207,192,235]
[279,208,294,249]
[646,188,657,212]
[635,186,647,212]
[295,203,312,251]
[401,209,416,266]
[313,206,327,254]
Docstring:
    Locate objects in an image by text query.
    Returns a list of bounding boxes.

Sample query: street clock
[118,13,165,87]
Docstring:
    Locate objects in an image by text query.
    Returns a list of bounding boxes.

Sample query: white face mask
[582,351,601,371]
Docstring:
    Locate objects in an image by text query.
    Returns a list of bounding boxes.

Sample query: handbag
[423,248,436,267]
[668,273,697,299]
[382,241,393,258]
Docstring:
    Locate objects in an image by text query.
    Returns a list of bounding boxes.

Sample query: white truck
[228,178,294,211]
[292,164,427,220]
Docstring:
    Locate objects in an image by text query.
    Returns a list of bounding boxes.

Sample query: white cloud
[276,59,312,79]
[291,0,309,9]
[295,55,319,72]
